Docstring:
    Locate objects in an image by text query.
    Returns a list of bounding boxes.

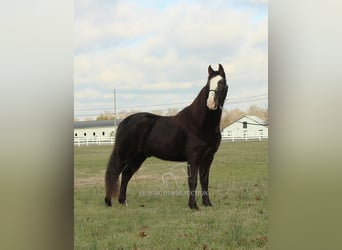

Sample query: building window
[102,132,105,136]
[75,133,77,137]
[243,121,247,129]
[93,132,96,136]
[84,132,86,136]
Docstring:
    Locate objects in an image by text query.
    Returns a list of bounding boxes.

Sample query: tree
[220,109,232,130]
[227,108,245,123]
[167,108,179,116]
[151,110,163,115]
[96,111,115,120]
[220,105,268,130]
[263,108,268,124]
[246,105,267,121]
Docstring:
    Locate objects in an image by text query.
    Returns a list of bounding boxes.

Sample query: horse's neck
[179,87,222,130]
[197,107,222,130]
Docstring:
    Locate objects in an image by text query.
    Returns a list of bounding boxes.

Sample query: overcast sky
[74,0,268,120]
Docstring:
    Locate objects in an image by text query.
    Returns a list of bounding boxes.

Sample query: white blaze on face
[207,75,223,110]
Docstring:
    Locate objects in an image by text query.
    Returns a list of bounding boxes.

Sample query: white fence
[221,133,268,142]
[74,134,267,147]
[74,136,115,147]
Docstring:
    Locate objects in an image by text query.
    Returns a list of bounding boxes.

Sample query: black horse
[105,64,228,209]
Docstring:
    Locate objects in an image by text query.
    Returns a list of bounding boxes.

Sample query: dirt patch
[74,177,104,187]
[133,174,161,181]
[74,174,162,188]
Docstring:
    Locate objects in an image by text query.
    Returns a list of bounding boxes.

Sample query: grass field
[74,141,268,249]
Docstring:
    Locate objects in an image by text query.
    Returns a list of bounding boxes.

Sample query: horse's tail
[104,150,122,206]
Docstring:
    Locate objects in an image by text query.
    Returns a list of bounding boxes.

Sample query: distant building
[74,119,122,146]
[221,115,268,141]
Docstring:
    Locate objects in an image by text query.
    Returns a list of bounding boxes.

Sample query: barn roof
[74,119,122,129]
[224,115,267,129]
[242,116,267,125]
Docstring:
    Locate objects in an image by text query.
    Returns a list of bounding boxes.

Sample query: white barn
[74,119,122,146]
[221,115,268,141]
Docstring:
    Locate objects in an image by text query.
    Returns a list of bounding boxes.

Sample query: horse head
[206,64,228,110]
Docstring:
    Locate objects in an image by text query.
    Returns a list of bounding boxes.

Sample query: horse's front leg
[199,163,213,206]
[187,163,199,209]
[199,153,214,206]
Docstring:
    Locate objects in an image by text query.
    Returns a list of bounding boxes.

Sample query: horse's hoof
[104,197,112,207]
[118,198,128,207]
[203,200,213,207]
[189,203,199,210]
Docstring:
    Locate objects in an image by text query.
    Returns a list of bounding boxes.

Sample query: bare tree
[96,111,115,120]
[246,105,266,120]
[220,109,232,130]
[220,105,268,129]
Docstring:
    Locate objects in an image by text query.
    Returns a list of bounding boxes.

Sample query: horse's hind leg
[118,153,146,205]
[105,150,125,206]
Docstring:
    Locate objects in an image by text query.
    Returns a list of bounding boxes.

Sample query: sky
[74,0,268,120]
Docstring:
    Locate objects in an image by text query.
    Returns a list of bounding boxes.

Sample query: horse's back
[114,112,187,161]
[113,113,159,157]
[116,112,159,142]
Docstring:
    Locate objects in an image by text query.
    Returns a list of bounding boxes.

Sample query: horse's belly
[141,117,187,161]
[144,133,187,161]
[152,150,187,162]
[145,138,186,161]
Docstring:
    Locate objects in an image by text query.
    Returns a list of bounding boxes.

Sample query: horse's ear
[218,64,225,76]
[208,65,214,76]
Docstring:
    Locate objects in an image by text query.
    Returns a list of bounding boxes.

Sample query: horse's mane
[175,83,222,130]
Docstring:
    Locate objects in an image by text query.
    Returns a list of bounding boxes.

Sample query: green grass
[74,141,268,249]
